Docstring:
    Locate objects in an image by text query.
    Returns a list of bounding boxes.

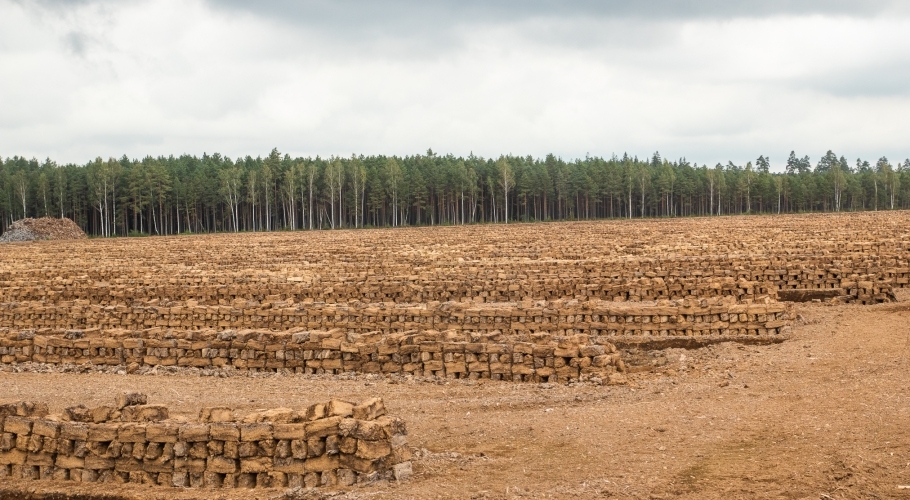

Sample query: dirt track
[3,295,910,499]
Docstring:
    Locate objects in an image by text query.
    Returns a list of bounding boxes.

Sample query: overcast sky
[2,0,909,169]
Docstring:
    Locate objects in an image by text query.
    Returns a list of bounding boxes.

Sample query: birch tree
[55,165,66,218]
[219,165,242,232]
[714,164,726,215]
[38,172,48,217]
[261,156,275,231]
[350,156,366,228]
[621,156,633,219]
[706,167,716,216]
[496,157,514,223]
[143,160,170,236]
[637,162,650,217]
[282,165,297,230]
[830,161,845,211]
[744,162,755,213]
[880,158,900,209]
[87,158,121,237]
[298,161,317,230]
[12,170,28,219]
[386,157,402,227]
[774,176,783,214]
[877,157,893,209]
[466,166,478,223]
[247,170,258,231]
[325,158,344,229]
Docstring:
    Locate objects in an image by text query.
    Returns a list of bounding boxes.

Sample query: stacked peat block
[2,212,907,385]
[0,298,791,335]
[1,212,909,308]
[0,257,905,305]
[0,328,624,382]
[0,297,789,382]
[0,395,411,489]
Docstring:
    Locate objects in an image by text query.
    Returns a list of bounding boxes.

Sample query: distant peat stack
[0,217,87,243]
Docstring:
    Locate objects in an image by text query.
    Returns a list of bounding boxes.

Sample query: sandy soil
[3,295,910,500]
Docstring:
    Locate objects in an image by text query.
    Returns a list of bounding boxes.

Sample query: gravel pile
[0,217,87,242]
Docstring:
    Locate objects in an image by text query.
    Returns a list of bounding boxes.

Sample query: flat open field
[2,212,910,499]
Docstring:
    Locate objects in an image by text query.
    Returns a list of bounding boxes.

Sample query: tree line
[1,149,908,237]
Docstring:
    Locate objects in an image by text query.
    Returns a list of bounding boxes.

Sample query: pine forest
[1,149,908,237]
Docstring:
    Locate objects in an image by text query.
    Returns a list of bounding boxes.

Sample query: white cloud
[1,0,908,169]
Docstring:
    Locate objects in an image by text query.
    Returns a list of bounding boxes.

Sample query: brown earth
[3,295,910,500]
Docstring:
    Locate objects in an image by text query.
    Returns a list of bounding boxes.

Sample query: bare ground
[3,297,910,500]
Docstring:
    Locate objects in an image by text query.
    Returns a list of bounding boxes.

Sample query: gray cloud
[2,0,909,167]
[795,58,910,97]
[202,1,910,57]
[25,0,910,17]
[210,0,908,24]
[61,30,90,56]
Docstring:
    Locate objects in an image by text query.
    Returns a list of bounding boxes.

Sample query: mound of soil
[0,217,87,242]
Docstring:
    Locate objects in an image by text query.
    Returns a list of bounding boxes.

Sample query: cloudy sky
[2,0,909,169]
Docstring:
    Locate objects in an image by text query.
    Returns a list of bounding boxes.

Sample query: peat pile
[0,217,87,242]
